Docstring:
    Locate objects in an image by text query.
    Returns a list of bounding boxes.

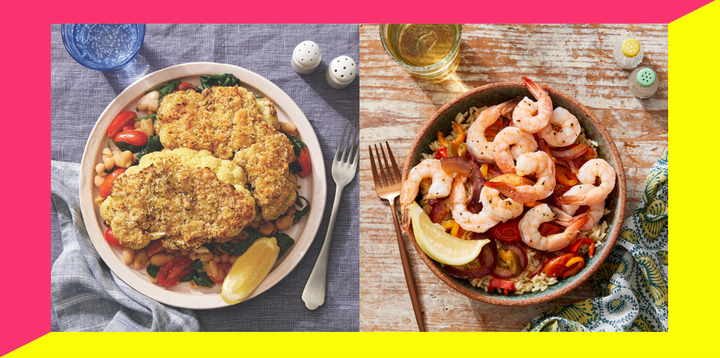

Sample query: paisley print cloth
[524,151,668,332]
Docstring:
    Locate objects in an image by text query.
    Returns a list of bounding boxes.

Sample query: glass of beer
[379,24,462,80]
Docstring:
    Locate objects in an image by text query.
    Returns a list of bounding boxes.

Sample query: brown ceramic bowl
[403,81,626,306]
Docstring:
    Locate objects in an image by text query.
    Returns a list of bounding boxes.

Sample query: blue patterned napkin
[51,161,202,331]
[524,151,668,332]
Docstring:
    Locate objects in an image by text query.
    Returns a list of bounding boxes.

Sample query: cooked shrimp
[484,151,556,203]
[400,159,453,228]
[466,97,521,163]
[519,204,589,251]
[480,185,523,222]
[559,184,595,215]
[560,159,616,206]
[539,107,581,147]
[492,126,538,173]
[449,177,499,233]
[550,202,605,231]
[512,77,553,133]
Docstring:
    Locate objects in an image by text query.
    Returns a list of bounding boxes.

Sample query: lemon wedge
[221,236,280,305]
[409,201,488,266]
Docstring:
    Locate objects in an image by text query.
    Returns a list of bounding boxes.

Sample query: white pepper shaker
[326,56,357,89]
[292,41,321,75]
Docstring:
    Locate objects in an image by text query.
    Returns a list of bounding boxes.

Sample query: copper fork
[369,142,425,332]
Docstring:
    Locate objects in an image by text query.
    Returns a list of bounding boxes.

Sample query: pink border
[0,0,703,354]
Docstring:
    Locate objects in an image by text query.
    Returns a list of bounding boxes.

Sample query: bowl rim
[402,81,626,306]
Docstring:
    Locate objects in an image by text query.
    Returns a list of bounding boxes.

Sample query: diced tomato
[99,168,126,198]
[488,278,515,295]
[297,146,311,177]
[107,111,137,139]
[539,222,563,236]
[146,240,165,258]
[157,257,193,287]
[115,130,148,147]
[435,147,448,159]
[104,227,124,248]
[177,82,197,92]
[490,217,522,243]
[570,237,596,258]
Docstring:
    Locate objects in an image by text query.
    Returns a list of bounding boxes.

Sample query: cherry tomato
[544,253,577,278]
[99,168,126,198]
[107,111,138,139]
[490,217,522,243]
[177,82,196,92]
[115,130,148,147]
[157,257,193,287]
[146,240,165,258]
[539,222,563,236]
[104,227,124,248]
[435,147,448,159]
[297,146,311,177]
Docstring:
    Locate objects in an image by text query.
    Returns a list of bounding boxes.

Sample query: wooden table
[358,24,668,331]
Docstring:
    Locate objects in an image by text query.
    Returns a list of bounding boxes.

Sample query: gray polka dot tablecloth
[51,24,359,331]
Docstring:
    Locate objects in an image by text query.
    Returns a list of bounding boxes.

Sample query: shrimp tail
[567,213,590,233]
[549,206,573,227]
[521,76,546,100]
[496,96,522,115]
[484,181,516,196]
[558,194,584,206]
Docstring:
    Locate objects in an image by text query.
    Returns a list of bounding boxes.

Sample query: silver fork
[302,121,359,310]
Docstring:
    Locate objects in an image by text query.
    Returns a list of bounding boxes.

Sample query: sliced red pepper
[297,146,311,177]
[556,165,579,186]
[99,168,126,198]
[435,147,448,159]
[570,237,595,258]
[488,278,515,295]
[157,257,193,287]
[107,111,137,139]
[563,256,585,279]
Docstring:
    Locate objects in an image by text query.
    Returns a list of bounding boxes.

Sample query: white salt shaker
[326,56,357,89]
[292,41,321,75]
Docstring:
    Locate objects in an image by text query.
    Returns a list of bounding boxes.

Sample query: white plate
[79,62,327,309]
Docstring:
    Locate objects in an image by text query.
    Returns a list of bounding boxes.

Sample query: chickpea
[285,207,296,217]
[122,248,136,265]
[217,235,234,244]
[200,252,214,262]
[258,220,276,236]
[102,148,113,157]
[279,122,298,136]
[94,175,105,188]
[114,150,134,168]
[95,163,106,175]
[275,215,294,231]
[221,253,230,264]
[212,255,221,263]
[134,249,149,270]
[250,221,260,229]
[211,267,226,283]
[103,156,115,170]
[139,118,154,137]
[138,91,159,112]
[166,248,178,254]
[180,250,190,256]
[229,255,238,265]
[189,252,199,261]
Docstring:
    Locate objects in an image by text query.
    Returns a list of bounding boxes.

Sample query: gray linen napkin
[51,160,201,332]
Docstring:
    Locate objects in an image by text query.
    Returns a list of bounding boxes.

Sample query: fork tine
[343,122,357,163]
[385,141,402,185]
[374,143,388,187]
[378,142,393,185]
[335,121,349,162]
[369,146,382,189]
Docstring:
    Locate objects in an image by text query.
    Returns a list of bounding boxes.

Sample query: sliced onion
[427,199,449,224]
[441,157,485,213]
[551,144,589,160]
[491,242,529,279]
[443,236,497,279]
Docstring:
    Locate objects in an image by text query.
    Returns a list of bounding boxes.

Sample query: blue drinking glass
[61,24,145,71]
